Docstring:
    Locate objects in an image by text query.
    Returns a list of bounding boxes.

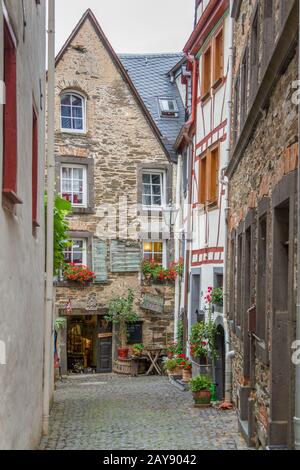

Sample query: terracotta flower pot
[118,347,129,359]
[182,369,192,383]
[192,389,211,407]
[168,366,182,377]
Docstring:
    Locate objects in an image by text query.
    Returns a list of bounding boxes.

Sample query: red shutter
[32,108,39,226]
[2,19,21,204]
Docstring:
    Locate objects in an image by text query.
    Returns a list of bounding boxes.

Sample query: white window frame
[64,238,87,267]
[60,164,87,208]
[60,91,86,134]
[158,98,179,118]
[143,240,167,268]
[142,170,166,210]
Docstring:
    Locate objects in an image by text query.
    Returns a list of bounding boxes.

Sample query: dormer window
[60,92,85,132]
[158,98,178,118]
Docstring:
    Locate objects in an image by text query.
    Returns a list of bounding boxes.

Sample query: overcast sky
[55,0,195,54]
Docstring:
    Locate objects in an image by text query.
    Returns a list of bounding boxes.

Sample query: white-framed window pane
[73,106,83,118]
[152,185,161,195]
[61,93,84,131]
[151,174,161,185]
[61,117,72,129]
[64,239,86,266]
[61,105,71,117]
[143,242,164,266]
[61,95,71,105]
[72,95,82,106]
[153,196,162,206]
[142,195,152,206]
[61,165,87,207]
[143,184,151,195]
[142,172,164,207]
[142,174,151,184]
[73,118,83,130]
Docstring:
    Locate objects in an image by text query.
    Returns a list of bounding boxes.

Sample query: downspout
[43,0,55,436]
[174,154,182,339]
[294,0,300,450]
[183,55,198,353]
[223,1,234,403]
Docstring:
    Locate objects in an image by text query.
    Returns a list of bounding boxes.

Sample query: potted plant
[131,343,144,357]
[177,355,192,382]
[164,358,182,377]
[189,375,213,407]
[105,289,139,359]
[64,263,96,285]
[189,320,217,361]
[165,341,181,359]
[210,287,223,313]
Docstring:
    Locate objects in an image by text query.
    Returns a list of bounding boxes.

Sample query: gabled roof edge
[55,9,173,162]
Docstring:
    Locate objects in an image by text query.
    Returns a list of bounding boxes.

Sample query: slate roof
[119,53,185,162]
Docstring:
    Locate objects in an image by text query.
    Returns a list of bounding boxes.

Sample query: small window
[143,241,165,266]
[159,98,178,117]
[64,239,87,266]
[61,92,85,132]
[202,45,212,97]
[142,172,164,207]
[61,164,87,207]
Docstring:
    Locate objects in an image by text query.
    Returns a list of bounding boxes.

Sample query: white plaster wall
[0,0,46,450]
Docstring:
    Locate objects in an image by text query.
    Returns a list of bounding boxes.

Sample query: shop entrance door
[97,317,112,373]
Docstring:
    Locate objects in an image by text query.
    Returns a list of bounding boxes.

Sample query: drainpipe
[183,55,198,354]
[43,0,55,436]
[185,55,198,129]
[294,0,300,450]
[174,154,183,340]
[223,1,234,403]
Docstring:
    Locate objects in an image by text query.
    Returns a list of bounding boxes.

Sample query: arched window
[60,92,85,132]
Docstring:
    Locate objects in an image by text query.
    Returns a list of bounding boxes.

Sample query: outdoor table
[144,348,164,376]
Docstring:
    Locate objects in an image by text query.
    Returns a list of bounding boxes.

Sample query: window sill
[72,207,95,215]
[60,129,87,136]
[200,92,211,104]
[212,77,224,93]
[2,189,23,205]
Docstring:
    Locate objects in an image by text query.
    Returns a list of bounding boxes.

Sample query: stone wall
[54,14,175,353]
[227,0,298,448]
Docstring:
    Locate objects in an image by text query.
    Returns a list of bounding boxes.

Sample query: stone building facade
[0,0,46,449]
[54,10,182,374]
[226,0,298,449]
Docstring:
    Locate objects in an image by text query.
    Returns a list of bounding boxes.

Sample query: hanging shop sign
[141,293,165,314]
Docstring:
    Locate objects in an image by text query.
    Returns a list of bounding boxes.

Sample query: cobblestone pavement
[39,374,249,450]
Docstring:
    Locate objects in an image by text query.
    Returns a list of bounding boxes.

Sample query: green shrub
[188,375,213,392]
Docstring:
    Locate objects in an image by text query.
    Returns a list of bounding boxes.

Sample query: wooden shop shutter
[110,240,141,273]
[213,28,224,83]
[202,45,212,96]
[208,146,219,204]
[93,239,107,282]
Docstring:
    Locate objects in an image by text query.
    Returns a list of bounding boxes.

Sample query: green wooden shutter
[110,240,141,273]
[93,239,107,282]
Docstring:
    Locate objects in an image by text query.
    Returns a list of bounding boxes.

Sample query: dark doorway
[97,317,112,373]
[215,325,225,401]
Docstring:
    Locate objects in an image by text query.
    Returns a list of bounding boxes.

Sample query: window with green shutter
[110,240,141,273]
[93,239,107,282]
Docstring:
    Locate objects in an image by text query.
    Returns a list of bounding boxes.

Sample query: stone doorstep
[168,375,188,392]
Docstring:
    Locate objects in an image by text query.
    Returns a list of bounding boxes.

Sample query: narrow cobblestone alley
[39,375,248,450]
